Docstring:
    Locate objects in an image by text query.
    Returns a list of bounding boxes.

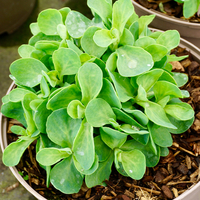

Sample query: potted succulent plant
[0,0,199,199]
[132,0,200,48]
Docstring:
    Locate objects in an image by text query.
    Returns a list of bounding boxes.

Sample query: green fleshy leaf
[93,29,117,48]
[46,108,82,148]
[36,147,72,166]
[81,26,107,58]
[141,101,177,129]
[3,138,35,166]
[108,71,135,102]
[67,100,85,119]
[136,69,163,92]
[85,153,113,188]
[73,119,95,170]
[113,108,146,130]
[10,58,49,87]
[153,81,182,102]
[135,36,156,48]
[100,127,127,150]
[1,101,27,126]
[145,44,168,62]
[78,62,103,105]
[150,124,173,147]
[47,84,81,110]
[18,45,35,58]
[34,99,52,133]
[98,78,121,109]
[50,156,83,194]
[116,46,153,77]
[87,0,112,26]
[37,9,63,35]
[94,136,112,162]
[157,30,180,51]
[85,98,116,127]
[121,149,146,180]
[53,47,81,79]
[112,0,134,35]
[164,102,194,121]
[172,72,188,87]
[73,154,99,175]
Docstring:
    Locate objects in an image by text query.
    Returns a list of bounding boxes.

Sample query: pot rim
[1,32,200,200]
[132,0,200,28]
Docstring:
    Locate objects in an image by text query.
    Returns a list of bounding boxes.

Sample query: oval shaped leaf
[145,44,169,62]
[116,46,153,77]
[94,136,112,162]
[3,138,35,166]
[53,48,81,79]
[46,108,82,148]
[85,153,113,188]
[165,102,194,121]
[36,147,72,166]
[100,127,127,150]
[157,30,180,51]
[153,81,183,102]
[73,119,95,170]
[121,149,146,180]
[93,29,117,48]
[85,98,116,127]
[50,156,83,194]
[87,0,112,26]
[47,84,81,110]
[10,58,49,87]
[38,9,63,35]
[73,154,99,175]
[81,26,107,58]
[98,78,121,109]
[144,101,177,129]
[150,124,172,147]
[78,62,103,105]
[34,99,52,133]
[67,100,85,119]
[66,11,93,38]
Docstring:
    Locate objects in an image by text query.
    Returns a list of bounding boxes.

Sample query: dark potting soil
[134,0,200,23]
[6,47,200,200]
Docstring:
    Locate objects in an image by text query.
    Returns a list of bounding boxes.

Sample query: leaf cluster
[1,0,194,194]
[157,0,200,18]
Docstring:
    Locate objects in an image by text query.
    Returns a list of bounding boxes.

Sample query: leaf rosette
[1,0,194,194]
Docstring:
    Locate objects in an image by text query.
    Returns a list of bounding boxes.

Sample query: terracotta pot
[0,0,36,34]
[132,0,200,48]
[1,36,200,200]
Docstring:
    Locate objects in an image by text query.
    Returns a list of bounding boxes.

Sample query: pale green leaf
[10,58,49,87]
[38,9,63,35]
[50,156,83,194]
[46,108,82,148]
[78,62,103,105]
[73,119,95,170]
[36,147,72,166]
[116,46,153,77]
[85,98,116,127]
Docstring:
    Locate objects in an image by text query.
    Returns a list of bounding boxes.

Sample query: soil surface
[6,47,200,200]
[134,0,200,23]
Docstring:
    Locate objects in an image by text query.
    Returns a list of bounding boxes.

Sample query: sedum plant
[152,0,200,19]
[174,0,200,18]
[1,0,194,194]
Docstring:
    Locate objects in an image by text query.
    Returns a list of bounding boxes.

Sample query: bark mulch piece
[134,0,200,23]
[6,47,200,199]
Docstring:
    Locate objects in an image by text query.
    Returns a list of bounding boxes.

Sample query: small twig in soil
[125,183,161,195]
[167,180,197,186]
[172,142,197,156]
